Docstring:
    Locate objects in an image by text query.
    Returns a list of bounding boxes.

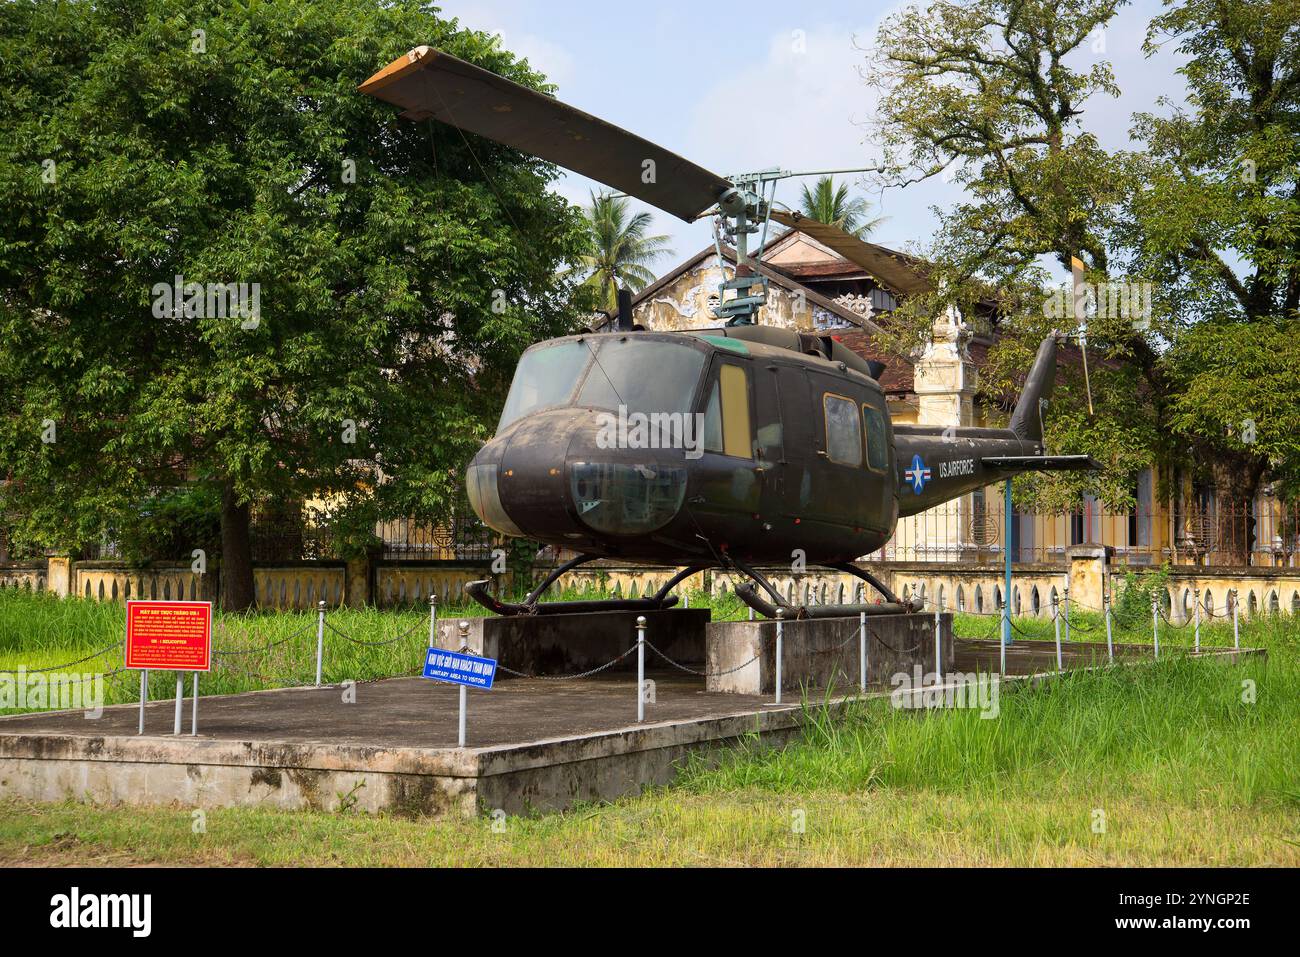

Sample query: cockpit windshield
[497,337,707,434]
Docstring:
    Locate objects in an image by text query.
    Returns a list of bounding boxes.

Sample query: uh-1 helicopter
[359,46,1098,619]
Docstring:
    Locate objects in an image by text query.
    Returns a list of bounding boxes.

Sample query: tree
[865,0,1300,562]
[797,176,886,238]
[1123,0,1300,554]
[0,0,591,607]
[865,0,1163,512]
[565,191,672,313]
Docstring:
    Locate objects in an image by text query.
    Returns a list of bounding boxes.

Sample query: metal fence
[870,497,1300,568]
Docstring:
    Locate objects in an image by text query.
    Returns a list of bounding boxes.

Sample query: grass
[0,587,1297,866]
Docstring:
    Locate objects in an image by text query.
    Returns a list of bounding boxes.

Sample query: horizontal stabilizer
[981,455,1101,471]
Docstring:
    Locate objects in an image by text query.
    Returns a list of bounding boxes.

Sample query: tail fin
[1008,334,1059,443]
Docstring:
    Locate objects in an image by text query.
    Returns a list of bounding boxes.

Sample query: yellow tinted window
[719,364,752,459]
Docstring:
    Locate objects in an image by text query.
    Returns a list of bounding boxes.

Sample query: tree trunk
[1208,450,1268,566]
[220,482,256,611]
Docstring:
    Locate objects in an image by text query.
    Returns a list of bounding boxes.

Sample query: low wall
[7,550,1300,625]
[706,613,952,695]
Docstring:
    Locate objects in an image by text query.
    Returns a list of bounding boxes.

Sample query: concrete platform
[0,672,806,817]
[0,638,1264,818]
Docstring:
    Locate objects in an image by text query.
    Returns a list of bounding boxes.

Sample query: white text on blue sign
[423,649,497,689]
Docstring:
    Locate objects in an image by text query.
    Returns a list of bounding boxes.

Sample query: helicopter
[359,46,1098,619]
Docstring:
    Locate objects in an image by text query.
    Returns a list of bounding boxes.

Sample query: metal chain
[643,639,759,677]
[495,645,637,680]
[0,640,122,675]
[213,621,317,656]
[324,618,426,648]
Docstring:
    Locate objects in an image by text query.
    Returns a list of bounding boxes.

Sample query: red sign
[125,601,212,671]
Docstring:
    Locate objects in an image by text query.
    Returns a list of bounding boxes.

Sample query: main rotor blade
[360,46,732,222]
[769,210,931,296]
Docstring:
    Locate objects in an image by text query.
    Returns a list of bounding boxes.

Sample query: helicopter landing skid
[464,558,709,617]
[729,559,921,620]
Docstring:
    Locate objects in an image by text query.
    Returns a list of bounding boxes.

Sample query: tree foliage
[0,0,591,604]
[867,0,1300,532]
[564,191,672,313]
[797,176,886,238]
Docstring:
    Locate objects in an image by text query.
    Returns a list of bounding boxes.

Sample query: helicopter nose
[466,411,576,541]
[466,409,691,541]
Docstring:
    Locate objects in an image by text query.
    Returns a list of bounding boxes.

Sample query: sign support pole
[457,620,470,747]
[173,672,183,735]
[1003,479,1013,677]
[773,607,784,705]
[191,672,199,735]
[138,669,148,735]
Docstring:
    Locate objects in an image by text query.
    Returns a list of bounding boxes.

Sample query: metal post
[1063,582,1071,644]
[774,607,784,705]
[315,600,326,686]
[684,591,690,609]
[1194,589,1201,652]
[859,611,867,693]
[1152,598,1160,661]
[428,593,437,648]
[1052,594,1062,671]
[636,615,647,722]
[191,672,199,736]
[1104,591,1114,664]
[138,669,148,735]
[173,672,183,735]
[457,620,470,748]
[1003,479,1013,656]
[748,605,755,621]
[934,595,942,682]
[1232,588,1240,650]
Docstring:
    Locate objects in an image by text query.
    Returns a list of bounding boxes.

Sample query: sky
[435,0,1190,280]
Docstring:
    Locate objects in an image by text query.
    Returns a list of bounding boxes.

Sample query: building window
[823,393,863,467]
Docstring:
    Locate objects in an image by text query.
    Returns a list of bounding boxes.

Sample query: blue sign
[422,648,497,689]
[904,454,932,495]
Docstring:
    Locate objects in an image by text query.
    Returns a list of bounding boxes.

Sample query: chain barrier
[0,640,123,676]
[213,621,317,656]
[644,640,759,678]
[495,644,638,680]
[324,618,426,648]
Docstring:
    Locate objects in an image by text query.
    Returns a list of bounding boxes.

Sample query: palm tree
[567,191,673,312]
[797,176,886,239]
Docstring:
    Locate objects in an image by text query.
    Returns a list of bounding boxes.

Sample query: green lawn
[0,588,1297,866]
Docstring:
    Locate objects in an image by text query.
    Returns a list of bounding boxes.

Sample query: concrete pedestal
[435,609,708,677]
[706,613,953,695]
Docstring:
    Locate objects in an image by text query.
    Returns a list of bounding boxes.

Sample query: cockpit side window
[702,362,753,459]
